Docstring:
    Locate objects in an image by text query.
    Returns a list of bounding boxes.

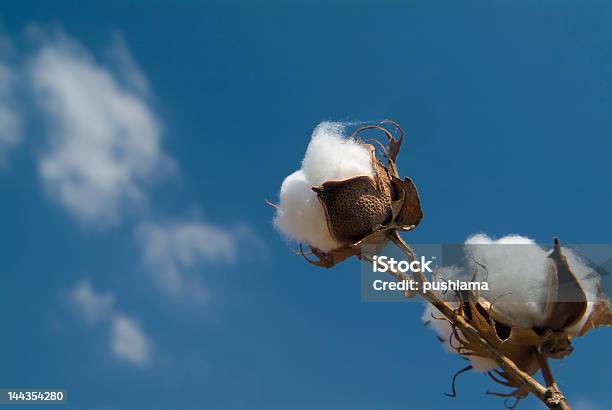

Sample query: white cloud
[111,314,151,367]
[136,219,237,302]
[28,33,172,225]
[107,33,149,95]
[69,280,115,323]
[69,280,152,367]
[0,37,22,164]
[21,28,262,309]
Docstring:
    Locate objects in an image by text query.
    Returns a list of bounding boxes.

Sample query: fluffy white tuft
[301,122,373,186]
[274,170,340,252]
[465,234,552,328]
[273,122,374,251]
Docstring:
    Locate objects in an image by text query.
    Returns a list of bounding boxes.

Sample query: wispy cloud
[68,280,152,367]
[0,35,22,164]
[69,280,115,324]
[111,314,151,367]
[28,33,172,225]
[3,27,262,308]
[136,218,238,302]
[107,33,149,95]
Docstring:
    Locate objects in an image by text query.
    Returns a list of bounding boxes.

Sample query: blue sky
[0,1,610,409]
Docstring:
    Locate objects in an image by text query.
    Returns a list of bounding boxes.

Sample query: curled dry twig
[444,365,473,398]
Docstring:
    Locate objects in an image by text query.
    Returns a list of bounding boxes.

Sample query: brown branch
[390,234,572,410]
[537,351,569,409]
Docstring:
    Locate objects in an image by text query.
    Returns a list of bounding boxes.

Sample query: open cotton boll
[301,122,374,186]
[422,303,497,372]
[273,170,341,252]
[465,234,551,328]
[273,121,377,252]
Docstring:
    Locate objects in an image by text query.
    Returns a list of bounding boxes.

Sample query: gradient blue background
[0,1,610,409]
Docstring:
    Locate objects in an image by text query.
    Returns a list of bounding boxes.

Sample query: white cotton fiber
[422,303,497,372]
[301,122,373,186]
[465,234,552,328]
[273,122,375,251]
[273,170,341,252]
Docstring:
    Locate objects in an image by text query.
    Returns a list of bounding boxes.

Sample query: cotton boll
[274,121,377,252]
[422,303,497,372]
[273,170,342,252]
[301,122,374,186]
[465,234,551,328]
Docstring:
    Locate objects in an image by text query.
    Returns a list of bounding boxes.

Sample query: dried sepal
[426,297,539,404]
[541,238,588,331]
[577,298,612,336]
[301,226,402,269]
[469,301,541,375]
[351,119,405,178]
[452,302,542,404]
[380,119,404,174]
[300,243,361,268]
[390,176,423,228]
[539,331,574,359]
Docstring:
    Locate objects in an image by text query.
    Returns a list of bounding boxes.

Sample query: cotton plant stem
[419,283,571,410]
[387,234,572,410]
[537,353,558,390]
[536,352,568,409]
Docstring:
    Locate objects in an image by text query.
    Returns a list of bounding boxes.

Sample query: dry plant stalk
[395,237,572,410]
[375,229,576,409]
[271,120,612,409]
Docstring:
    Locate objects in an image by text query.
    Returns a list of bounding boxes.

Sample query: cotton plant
[423,234,611,404]
[270,120,612,410]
